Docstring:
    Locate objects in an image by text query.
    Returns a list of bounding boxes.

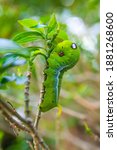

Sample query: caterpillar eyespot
[40,40,80,112]
[58,51,64,57]
[71,43,77,49]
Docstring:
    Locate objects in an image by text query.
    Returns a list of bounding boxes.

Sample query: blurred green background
[0,0,100,150]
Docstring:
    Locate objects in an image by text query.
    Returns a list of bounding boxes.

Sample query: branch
[2,111,30,133]
[24,71,31,118]
[34,82,45,129]
[0,94,49,150]
[34,108,41,129]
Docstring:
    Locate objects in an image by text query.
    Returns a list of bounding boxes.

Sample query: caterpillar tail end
[56,104,62,118]
[39,103,58,112]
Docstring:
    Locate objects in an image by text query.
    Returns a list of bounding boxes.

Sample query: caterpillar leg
[56,104,62,118]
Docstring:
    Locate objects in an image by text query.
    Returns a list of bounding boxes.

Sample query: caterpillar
[39,40,80,112]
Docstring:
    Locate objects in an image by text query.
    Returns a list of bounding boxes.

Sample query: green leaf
[0,38,21,51]
[15,76,27,84]
[1,74,16,84]
[0,38,29,58]
[57,30,68,40]
[32,24,47,29]
[18,18,38,28]
[0,74,27,87]
[31,24,47,36]
[47,13,58,33]
[30,49,47,59]
[0,54,26,73]
[13,31,44,44]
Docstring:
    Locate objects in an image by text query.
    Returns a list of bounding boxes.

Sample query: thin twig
[34,108,41,129]
[0,94,49,150]
[26,141,34,150]
[2,110,30,133]
[24,53,36,119]
[34,84,44,129]
[24,71,31,118]
[1,105,32,149]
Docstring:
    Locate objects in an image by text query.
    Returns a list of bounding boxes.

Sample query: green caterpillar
[40,40,80,112]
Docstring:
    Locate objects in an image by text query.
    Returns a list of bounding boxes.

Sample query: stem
[34,108,41,129]
[34,72,46,129]
[2,111,30,133]
[24,52,35,119]
[24,70,32,149]
[27,141,34,150]
[0,94,49,150]
[24,71,31,118]
[34,65,46,129]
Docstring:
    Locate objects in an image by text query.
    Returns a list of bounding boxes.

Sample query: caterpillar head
[50,40,80,69]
